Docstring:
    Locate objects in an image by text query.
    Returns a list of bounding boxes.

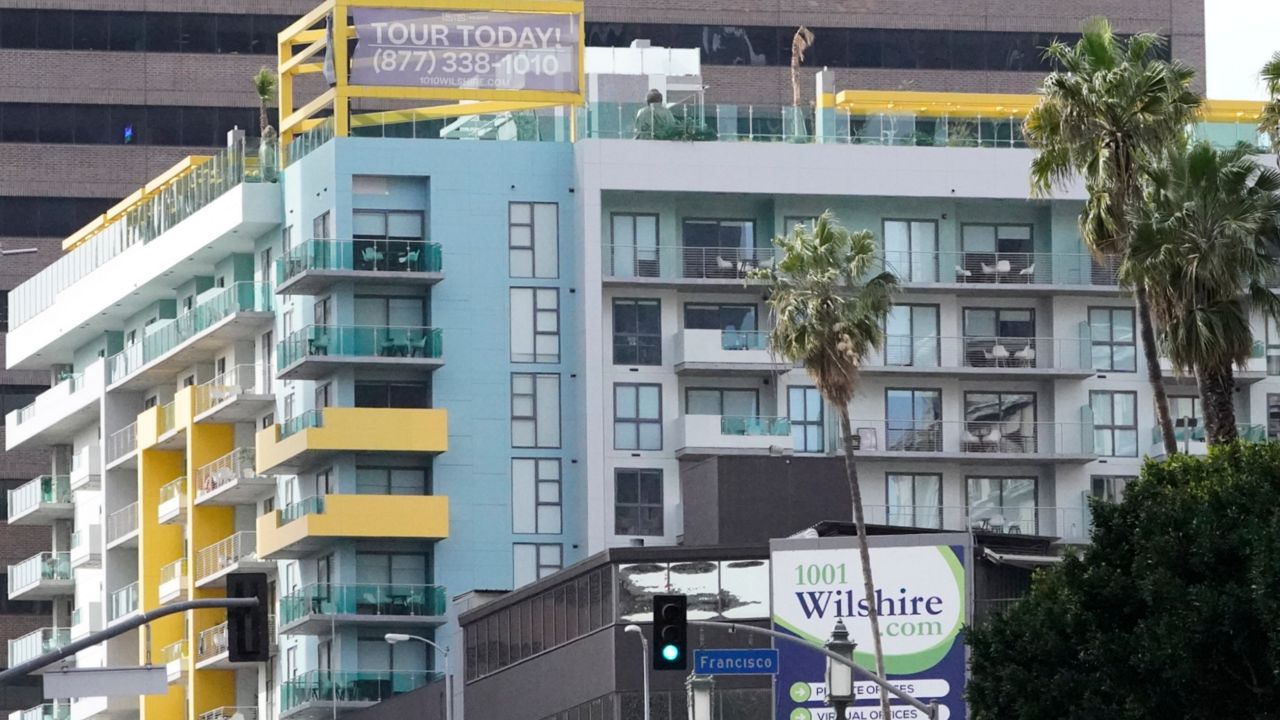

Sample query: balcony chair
[308,332,330,356]
[990,344,1010,366]
[360,246,385,270]
[1018,263,1036,280]
[962,429,983,450]
[398,248,421,271]
[715,256,736,277]
[982,427,1003,452]
[1013,344,1035,366]
[954,266,973,282]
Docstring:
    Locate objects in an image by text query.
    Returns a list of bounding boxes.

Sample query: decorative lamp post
[825,619,856,719]
[686,673,715,720]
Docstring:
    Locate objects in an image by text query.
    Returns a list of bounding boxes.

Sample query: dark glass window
[0,196,114,237]
[73,12,110,50]
[612,299,661,366]
[355,381,431,409]
[109,14,146,51]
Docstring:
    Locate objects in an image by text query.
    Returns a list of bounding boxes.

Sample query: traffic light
[227,572,270,663]
[652,594,687,671]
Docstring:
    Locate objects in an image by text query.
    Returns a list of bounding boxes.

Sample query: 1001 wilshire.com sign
[349,8,580,93]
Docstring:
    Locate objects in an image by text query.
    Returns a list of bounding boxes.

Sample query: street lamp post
[686,673,715,720]
[825,620,856,720]
[623,624,651,720]
[385,633,452,720]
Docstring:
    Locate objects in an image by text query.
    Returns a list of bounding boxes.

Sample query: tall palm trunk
[1135,286,1178,455]
[260,101,270,137]
[836,404,891,720]
[1196,363,1239,445]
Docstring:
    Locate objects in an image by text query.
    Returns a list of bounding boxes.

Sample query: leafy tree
[968,442,1280,719]
[1129,140,1280,444]
[253,67,278,137]
[1024,16,1201,455]
[1261,52,1280,156]
[751,212,897,718]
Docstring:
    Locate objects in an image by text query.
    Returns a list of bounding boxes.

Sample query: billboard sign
[350,8,581,93]
[771,536,969,720]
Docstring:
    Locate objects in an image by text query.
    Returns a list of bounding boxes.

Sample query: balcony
[256,407,448,475]
[9,552,72,600]
[602,244,781,290]
[673,329,792,375]
[192,364,273,424]
[106,281,274,390]
[8,140,281,370]
[10,702,70,720]
[105,502,139,549]
[157,476,187,524]
[139,401,184,451]
[5,360,104,452]
[159,558,187,603]
[70,526,102,569]
[281,670,439,719]
[160,639,187,684]
[108,582,140,623]
[7,476,73,525]
[675,414,792,458]
[69,695,138,720]
[1148,423,1268,458]
[865,334,1094,379]
[847,419,1096,464]
[70,602,103,641]
[194,620,270,670]
[198,708,257,720]
[9,628,70,669]
[277,325,444,380]
[278,583,447,635]
[195,532,271,588]
[195,448,275,506]
[104,423,137,469]
[69,447,101,491]
[868,505,1092,544]
[257,494,449,560]
[276,238,443,295]
[883,250,1120,293]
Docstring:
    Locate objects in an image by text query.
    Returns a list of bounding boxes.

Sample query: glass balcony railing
[867,505,1093,541]
[872,334,1093,371]
[195,447,263,499]
[108,281,273,385]
[158,476,186,512]
[160,558,186,590]
[279,497,325,524]
[277,239,442,284]
[105,423,137,464]
[8,628,70,667]
[279,583,448,626]
[720,416,791,437]
[198,708,257,720]
[193,364,263,416]
[11,371,84,427]
[278,325,443,368]
[109,582,140,621]
[720,331,769,351]
[284,117,335,166]
[10,702,71,720]
[161,639,187,666]
[11,138,277,329]
[106,502,139,545]
[1149,424,1267,449]
[848,419,1096,457]
[195,532,258,584]
[278,410,323,440]
[603,244,782,281]
[7,476,71,520]
[9,552,71,595]
[281,670,439,713]
[882,250,1120,287]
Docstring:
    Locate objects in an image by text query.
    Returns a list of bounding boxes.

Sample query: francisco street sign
[692,648,779,675]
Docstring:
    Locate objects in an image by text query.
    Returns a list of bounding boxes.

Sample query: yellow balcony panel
[256,494,449,560]
[255,407,447,475]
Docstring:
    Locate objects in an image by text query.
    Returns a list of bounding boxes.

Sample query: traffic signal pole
[0,597,259,686]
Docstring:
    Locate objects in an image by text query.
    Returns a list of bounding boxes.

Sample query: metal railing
[105,502,139,544]
[870,334,1092,371]
[195,532,258,583]
[108,282,273,385]
[195,447,261,499]
[109,582,140,621]
[12,138,277,329]
[278,410,323,440]
[279,496,325,524]
[866,505,1092,541]
[719,416,791,436]
[11,371,84,426]
[602,244,782,281]
[848,418,1095,456]
[279,325,443,368]
[279,583,448,626]
[105,423,137,464]
[192,363,262,416]
[278,239,442,284]
[8,628,70,667]
[196,622,229,662]
[7,475,71,519]
[281,670,440,713]
[882,250,1121,287]
[8,552,71,595]
[158,476,186,510]
[10,702,70,720]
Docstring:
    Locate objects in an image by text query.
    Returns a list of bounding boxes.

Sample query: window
[143,395,157,410]
[1091,390,1138,457]
[282,394,294,422]
[512,459,562,534]
[260,331,273,392]
[686,387,757,416]
[356,552,429,585]
[609,213,659,277]
[513,543,562,587]
[0,386,42,414]
[612,299,661,365]
[1091,475,1135,504]
[312,211,332,240]
[352,210,426,271]
[614,469,663,536]
[1268,317,1280,375]
[959,224,1034,280]
[788,387,824,453]
[884,304,939,367]
[259,248,273,287]
[963,391,1037,453]
[683,303,757,331]
[967,476,1038,533]
[1090,307,1136,372]
[316,468,334,495]
[355,467,429,495]
[313,297,331,327]
[182,375,195,388]
[885,388,942,452]
[509,202,559,278]
[681,219,756,278]
[0,290,11,332]
[962,308,1034,367]
[883,219,938,282]
[354,295,426,326]
[1270,393,1280,441]
[512,374,560,448]
[354,381,431,409]
[314,382,331,409]
[886,473,941,528]
[614,384,662,450]
[510,288,560,363]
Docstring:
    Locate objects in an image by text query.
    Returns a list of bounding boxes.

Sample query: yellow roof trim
[62,155,213,252]
[350,100,562,128]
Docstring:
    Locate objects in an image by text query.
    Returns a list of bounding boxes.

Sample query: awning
[983,547,1062,568]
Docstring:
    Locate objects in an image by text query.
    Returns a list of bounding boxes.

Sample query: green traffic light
[661,644,680,662]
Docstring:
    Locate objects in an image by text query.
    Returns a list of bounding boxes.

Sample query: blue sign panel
[693,648,780,675]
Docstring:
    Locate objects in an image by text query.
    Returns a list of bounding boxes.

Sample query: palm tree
[253,67,278,137]
[751,212,897,720]
[790,26,815,108]
[1128,140,1280,445]
[1024,16,1201,456]
[1261,52,1280,156]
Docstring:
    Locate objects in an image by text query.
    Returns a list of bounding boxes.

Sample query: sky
[1205,0,1279,100]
